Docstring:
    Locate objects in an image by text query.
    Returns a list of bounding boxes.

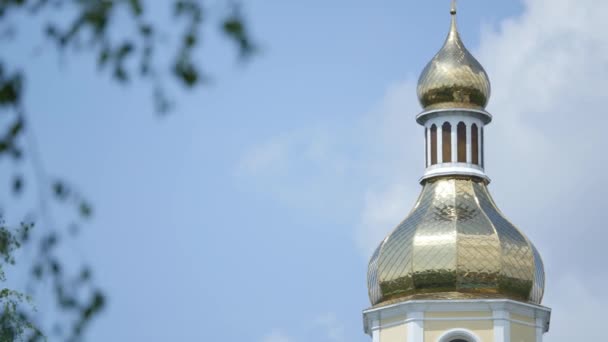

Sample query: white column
[535,317,544,342]
[426,127,431,167]
[372,329,380,342]
[451,121,457,163]
[493,310,511,342]
[406,312,424,342]
[477,125,482,167]
[371,319,380,342]
[480,127,484,168]
[437,124,443,164]
[466,123,472,163]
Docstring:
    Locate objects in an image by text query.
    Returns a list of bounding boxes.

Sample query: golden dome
[417,6,491,110]
[367,177,545,306]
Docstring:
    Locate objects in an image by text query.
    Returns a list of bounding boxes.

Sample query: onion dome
[417,5,491,110]
[367,177,545,306]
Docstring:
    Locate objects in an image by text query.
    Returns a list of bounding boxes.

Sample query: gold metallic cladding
[417,12,491,110]
[367,238,385,305]
[369,177,543,306]
[473,182,535,299]
[531,244,545,304]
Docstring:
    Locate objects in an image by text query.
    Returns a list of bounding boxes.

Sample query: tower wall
[364,300,550,342]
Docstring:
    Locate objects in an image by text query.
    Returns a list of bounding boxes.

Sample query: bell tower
[362,2,551,342]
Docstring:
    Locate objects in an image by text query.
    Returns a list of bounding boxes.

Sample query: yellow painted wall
[511,322,535,342]
[374,310,538,342]
[426,311,491,319]
[381,314,405,326]
[425,320,493,342]
[379,323,406,341]
[511,313,534,324]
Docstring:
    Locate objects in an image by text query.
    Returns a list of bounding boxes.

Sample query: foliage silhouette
[0,0,255,340]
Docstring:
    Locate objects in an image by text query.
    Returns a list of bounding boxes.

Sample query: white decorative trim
[407,311,424,342]
[366,315,542,332]
[421,163,489,183]
[438,328,481,342]
[536,317,544,342]
[369,318,380,342]
[362,299,551,336]
[416,108,492,125]
[371,328,379,342]
[493,310,510,342]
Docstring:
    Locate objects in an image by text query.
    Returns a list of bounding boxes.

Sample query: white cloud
[357,182,414,255]
[235,82,421,220]
[262,313,347,342]
[476,2,608,340]
[315,312,345,342]
[262,330,292,342]
[235,126,356,215]
[544,275,607,340]
[238,138,290,177]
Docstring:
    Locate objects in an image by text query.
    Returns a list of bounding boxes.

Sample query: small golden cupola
[417,2,491,111]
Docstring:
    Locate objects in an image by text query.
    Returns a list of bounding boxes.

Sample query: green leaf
[223,18,243,36]
[222,15,256,58]
[173,59,198,87]
[79,201,92,219]
[50,260,61,275]
[116,42,134,60]
[139,23,152,36]
[0,76,21,105]
[79,267,91,282]
[52,181,69,200]
[184,33,196,48]
[12,175,22,195]
[44,23,59,39]
[97,47,110,68]
[32,263,43,279]
[113,66,128,82]
[128,0,143,16]
[8,117,23,139]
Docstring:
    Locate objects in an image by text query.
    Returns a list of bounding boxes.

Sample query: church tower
[363,3,551,342]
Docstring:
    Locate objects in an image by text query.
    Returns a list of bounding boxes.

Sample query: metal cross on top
[451,0,457,15]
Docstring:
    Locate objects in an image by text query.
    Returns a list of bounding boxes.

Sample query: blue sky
[4,0,608,341]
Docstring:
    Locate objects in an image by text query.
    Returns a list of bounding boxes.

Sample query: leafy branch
[0,0,256,340]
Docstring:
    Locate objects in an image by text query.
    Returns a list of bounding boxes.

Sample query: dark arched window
[471,124,479,165]
[442,122,451,163]
[457,122,466,163]
[430,124,437,165]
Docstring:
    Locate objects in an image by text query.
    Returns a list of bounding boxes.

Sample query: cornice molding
[362,299,551,336]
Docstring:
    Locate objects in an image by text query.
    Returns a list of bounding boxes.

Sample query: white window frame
[437,328,481,342]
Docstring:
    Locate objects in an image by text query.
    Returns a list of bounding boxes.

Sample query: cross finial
[451,0,457,15]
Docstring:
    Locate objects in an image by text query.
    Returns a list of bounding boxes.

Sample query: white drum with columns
[418,109,491,183]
